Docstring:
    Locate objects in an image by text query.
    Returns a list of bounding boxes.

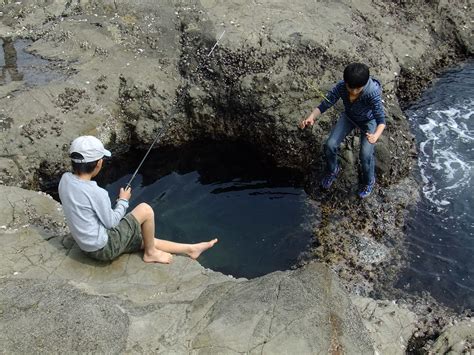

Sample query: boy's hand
[300,108,321,129]
[300,116,315,129]
[119,186,132,201]
[366,132,380,144]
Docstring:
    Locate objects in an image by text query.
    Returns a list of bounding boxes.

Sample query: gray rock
[0,278,129,353]
[0,185,374,353]
[352,296,417,355]
[430,320,474,354]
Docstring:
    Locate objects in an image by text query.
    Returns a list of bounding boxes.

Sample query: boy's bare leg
[131,203,173,264]
[154,238,218,260]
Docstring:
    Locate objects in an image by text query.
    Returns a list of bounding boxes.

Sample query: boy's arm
[301,81,343,128]
[317,81,344,114]
[366,123,386,144]
[93,188,128,229]
[300,107,321,128]
[366,92,386,144]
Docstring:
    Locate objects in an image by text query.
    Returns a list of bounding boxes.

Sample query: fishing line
[344,114,366,134]
[125,29,226,189]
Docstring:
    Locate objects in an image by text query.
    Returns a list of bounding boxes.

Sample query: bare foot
[188,238,218,260]
[144,249,173,264]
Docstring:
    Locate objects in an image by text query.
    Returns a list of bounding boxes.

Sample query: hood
[362,77,381,97]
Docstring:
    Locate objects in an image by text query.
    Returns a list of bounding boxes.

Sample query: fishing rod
[125,30,226,189]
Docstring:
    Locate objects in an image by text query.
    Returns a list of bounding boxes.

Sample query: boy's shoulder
[334,80,346,93]
[59,171,73,185]
[60,172,99,189]
[59,172,107,204]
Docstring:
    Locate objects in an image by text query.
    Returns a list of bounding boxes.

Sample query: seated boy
[58,135,217,263]
[300,62,386,198]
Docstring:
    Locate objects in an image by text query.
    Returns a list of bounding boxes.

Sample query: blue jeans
[324,113,376,185]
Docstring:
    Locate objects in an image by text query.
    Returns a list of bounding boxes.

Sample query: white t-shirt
[58,172,129,252]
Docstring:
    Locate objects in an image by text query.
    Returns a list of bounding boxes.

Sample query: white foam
[413,99,474,209]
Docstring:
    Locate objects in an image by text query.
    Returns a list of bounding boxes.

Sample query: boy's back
[59,172,128,252]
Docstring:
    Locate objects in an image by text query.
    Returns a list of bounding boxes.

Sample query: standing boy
[58,135,217,263]
[300,63,386,198]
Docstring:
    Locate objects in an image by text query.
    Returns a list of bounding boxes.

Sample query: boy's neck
[74,172,93,181]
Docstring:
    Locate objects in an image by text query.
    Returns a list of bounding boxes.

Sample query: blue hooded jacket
[317,77,385,125]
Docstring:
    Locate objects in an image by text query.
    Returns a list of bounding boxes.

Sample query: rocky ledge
[0,0,473,353]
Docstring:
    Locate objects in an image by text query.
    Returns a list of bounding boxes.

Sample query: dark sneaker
[359,179,375,199]
[321,166,340,190]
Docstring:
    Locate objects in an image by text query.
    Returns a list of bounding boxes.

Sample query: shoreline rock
[0,185,375,354]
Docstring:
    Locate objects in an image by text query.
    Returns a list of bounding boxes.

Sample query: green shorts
[85,213,143,261]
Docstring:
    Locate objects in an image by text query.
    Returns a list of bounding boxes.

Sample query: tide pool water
[0,38,67,86]
[100,143,318,279]
[400,60,474,311]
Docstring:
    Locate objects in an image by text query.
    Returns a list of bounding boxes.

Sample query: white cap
[69,136,111,163]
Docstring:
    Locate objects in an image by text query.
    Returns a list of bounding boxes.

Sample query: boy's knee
[324,139,338,153]
[359,148,374,164]
[138,202,154,219]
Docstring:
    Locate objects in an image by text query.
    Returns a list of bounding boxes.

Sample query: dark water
[0,38,67,86]
[399,60,474,311]
[99,143,318,279]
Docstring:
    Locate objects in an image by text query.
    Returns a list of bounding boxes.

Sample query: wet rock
[352,236,390,265]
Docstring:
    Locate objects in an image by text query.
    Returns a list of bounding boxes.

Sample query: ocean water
[101,143,318,279]
[399,60,474,311]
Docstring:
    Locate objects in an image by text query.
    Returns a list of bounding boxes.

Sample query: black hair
[343,63,370,89]
[70,152,100,175]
